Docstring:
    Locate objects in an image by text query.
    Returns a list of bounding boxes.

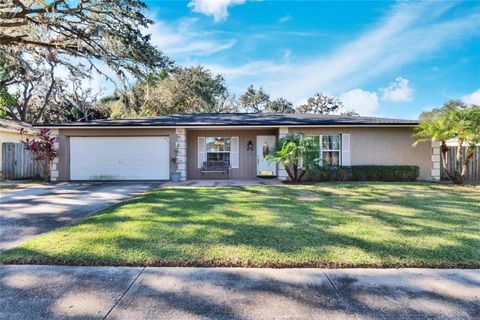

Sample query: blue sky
[135,0,480,119]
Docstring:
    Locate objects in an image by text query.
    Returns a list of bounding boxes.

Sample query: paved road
[0,182,158,251]
[0,266,478,320]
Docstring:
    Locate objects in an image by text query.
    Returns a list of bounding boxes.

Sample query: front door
[256,135,277,176]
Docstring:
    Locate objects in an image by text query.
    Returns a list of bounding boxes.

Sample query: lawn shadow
[1,183,479,268]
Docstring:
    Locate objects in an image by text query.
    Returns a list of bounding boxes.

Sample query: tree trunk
[454,139,464,177]
[292,163,299,183]
[460,147,475,182]
[33,60,56,124]
[440,141,455,181]
[450,140,466,185]
[439,140,466,184]
[298,170,307,182]
[284,164,295,182]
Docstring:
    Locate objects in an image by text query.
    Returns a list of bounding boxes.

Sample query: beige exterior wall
[289,127,432,180]
[55,126,432,181]
[187,128,278,179]
[56,128,176,181]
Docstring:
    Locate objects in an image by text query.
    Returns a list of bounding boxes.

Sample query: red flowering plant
[21,129,58,181]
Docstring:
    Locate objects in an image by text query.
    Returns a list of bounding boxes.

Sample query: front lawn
[1,183,479,267]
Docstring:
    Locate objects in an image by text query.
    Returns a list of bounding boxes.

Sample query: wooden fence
[441,146,480,181]
[1,143,40,180]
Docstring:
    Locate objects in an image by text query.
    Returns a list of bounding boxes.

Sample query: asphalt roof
[0,118,37,134]
[40,113,419,127]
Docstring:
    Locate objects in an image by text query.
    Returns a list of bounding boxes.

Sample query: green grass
[1,183,479,267]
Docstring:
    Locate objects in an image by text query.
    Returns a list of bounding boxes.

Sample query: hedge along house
[40,113,437,182]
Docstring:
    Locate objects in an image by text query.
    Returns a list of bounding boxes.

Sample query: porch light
[213,140,225,146]
[247,140,253,151]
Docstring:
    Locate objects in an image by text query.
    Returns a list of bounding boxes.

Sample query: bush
[312,166,352,181]
[311,165,419,182]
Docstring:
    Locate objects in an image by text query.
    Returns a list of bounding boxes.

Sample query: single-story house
[40,113,438,182]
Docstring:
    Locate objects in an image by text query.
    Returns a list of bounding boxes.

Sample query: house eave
[36,124,418,129]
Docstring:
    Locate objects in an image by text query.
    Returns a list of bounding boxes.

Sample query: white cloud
[279,15,293,23]
[203,2,480,102]
[462,89,480,105]
[339,89,379,115]
[282,49,292,63]
[188,0,246,22]
[380,77,413,102]
[145,18,236,57]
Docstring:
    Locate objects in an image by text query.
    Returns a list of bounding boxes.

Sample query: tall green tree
[102,66,235,117]
[0,0,171,80]
[414,105,480,184]
[239,85,270,113]
[267,98,295,113]
[239,85,295,113]
[1,51,59,122]
[1,0,171,123]
[418,100,467,121]
[296,93,344,114]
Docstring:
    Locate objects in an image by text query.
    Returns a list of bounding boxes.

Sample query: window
[321,134,341,166]
[303,134,341,166]
[206,137,231,164]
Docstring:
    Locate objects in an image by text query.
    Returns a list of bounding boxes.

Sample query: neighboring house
[0,119,37,177]
[39,113,436,182]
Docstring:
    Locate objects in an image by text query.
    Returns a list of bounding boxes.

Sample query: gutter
[35,124,419,129]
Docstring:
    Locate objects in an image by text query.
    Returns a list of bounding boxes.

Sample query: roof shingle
[39,113,419,127]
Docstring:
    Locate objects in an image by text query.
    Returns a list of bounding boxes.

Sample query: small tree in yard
[266,134,319,183]
[296,93,344,114]
[21,129,58,181]
[414,105,480,185]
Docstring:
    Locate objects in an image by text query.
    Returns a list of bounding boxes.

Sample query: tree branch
[33,60,56,124]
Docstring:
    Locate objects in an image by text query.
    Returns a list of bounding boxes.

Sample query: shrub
[312,166,352,181]
[311,165,419,182]
[21,129,58,181]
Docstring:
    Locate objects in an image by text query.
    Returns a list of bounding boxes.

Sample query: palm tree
[266,134,319,183]
[414,106,480,184]
[455,107,480,179]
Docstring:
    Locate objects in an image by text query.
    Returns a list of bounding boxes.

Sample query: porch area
[180,127,286,181]
[162,178,282,187]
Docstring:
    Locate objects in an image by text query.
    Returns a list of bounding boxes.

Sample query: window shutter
[231,137,239,168]
[198,136,206,168]
[319,135,323,164]
[298,135,305,169]
[341,134,351,166]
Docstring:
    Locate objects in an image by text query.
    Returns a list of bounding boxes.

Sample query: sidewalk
[1,266,478,319]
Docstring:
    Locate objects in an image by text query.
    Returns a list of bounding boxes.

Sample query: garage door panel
[70,136,169,180]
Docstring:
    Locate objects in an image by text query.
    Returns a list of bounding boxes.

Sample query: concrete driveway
[0,266,478,320]
[0,182,159,251]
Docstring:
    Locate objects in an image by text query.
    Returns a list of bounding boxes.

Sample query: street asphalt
[0,266,478,320]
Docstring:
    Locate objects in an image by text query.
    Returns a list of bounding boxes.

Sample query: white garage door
[70,136,170,180]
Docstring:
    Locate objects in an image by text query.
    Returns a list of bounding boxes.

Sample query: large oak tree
[103,66,236,118]
[296,93,344,114]
[0,0,170,78]
[0,0,172,122]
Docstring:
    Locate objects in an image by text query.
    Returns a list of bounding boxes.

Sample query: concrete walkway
[0,266,478,319]
[0,182,159,251]
[162,178,282,187]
